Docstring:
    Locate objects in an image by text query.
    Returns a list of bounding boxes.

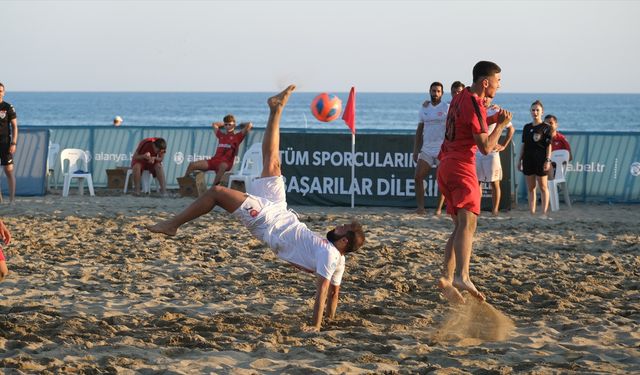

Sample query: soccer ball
[310,93,342,122]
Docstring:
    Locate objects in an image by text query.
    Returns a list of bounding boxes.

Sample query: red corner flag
[342,87,356,135]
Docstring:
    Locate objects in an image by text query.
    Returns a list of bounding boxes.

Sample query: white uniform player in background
[413,82,447,215]
[476,97,515,215]
[148,85,366,332]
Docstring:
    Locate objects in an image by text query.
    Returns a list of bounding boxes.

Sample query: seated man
[545,114,572,180]
[183,115,253,186]
[147,85,365,331]
[131,137,167,195]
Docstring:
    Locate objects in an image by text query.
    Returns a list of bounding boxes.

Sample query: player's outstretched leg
[147,185,246,236]
[262,85,296,178]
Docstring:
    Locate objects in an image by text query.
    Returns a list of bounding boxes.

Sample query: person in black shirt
[518,100,552,216]
[0,83,18,203]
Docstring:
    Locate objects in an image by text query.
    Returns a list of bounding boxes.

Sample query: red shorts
[131,161,160,177]
[0,247,5,261]
[207,158,233,172]
[437,158,481,216]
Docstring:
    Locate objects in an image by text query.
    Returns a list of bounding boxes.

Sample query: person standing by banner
[0,83,18,203]
[413,82,447,215]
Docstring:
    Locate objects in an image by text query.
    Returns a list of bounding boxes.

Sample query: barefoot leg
[147,185,247,236]
[452,209,486,301]
[262,85,296,178]
[438,277,465,304]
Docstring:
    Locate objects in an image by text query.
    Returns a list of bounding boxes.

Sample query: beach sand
[0,192,638,373]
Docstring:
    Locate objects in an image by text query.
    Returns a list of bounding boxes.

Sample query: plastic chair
[60,148,95,197]
[47,142,60,190]
[227,143,263,192]
[124,169,157,194]
[548,149,571,211]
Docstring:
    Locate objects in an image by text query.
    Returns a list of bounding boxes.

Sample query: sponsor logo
[631,162,640,177]
[174,152,184,165]
[84,150,92,161]
[0,111,5,119]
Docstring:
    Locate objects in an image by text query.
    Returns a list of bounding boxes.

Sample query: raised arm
[311,275,331,331]
[241,122,253,135]
[474,109,512,155]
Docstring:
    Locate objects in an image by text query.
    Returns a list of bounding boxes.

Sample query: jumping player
[436,61,512,303]
[183,115,253,186]
[147,85,366,331]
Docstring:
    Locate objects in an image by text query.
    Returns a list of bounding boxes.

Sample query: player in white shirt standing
[147,85,365,332]
[413,82,447,215]
[476,97,515,215]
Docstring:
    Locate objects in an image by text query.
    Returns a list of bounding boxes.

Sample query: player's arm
[311,275,331,331]
[413,122,424,162]
[326,283,340,320]
[0,220,11,245]
[543,143,552,172]
[240,122,253,135]
[9,118,18,154]
[495,124,515,152]
[474,109,513,155]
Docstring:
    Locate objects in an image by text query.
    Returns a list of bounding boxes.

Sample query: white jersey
[477,105,512,156]
[233,176,346,285]
[418,101,448,155]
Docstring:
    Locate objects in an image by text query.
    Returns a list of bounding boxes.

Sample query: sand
[0,191,638,374]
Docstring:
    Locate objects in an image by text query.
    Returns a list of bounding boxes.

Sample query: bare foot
[268,84,296,109]
[146,221,178,236]
[434,210,442,216]
[416,208,426,215]
[453,276,486,302]
[492,210,499,216]
[438,277,465,304]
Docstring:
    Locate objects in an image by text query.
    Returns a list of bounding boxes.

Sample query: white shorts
[231,176,290,244]
[418,151,439,168]
[476,152,502,182]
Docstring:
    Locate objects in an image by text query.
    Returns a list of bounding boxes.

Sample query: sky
[3,0,640,93]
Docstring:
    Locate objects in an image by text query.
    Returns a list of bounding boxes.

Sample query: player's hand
[144,152,152,161]
[494,144,505,152]
[9,145,16,154]
[212,122,223,128]
[0,221,11,245]
[518,160,523,172]
[543,161,551,172]
[498,109,512,127]
[412,152,418,163]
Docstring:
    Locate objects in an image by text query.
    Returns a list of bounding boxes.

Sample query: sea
[7,92,640,132]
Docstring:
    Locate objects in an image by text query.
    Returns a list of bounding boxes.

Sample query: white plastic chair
[47,142,60,190]
[61,148,95,197]
[124,169,157,194]
[548,149,571,211]
[227,143,263,193]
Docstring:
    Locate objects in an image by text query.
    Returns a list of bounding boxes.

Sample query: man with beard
[413,82,447,215]
[147,85,366,332]
[436,61,512,304]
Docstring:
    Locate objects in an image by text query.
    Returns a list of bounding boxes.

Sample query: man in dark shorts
[0,83,18,203]
[131,137,167,196]
[436,61,512,303]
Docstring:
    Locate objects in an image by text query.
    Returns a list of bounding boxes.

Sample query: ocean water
[7,92,640,132]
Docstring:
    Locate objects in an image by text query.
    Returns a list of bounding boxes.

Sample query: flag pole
[351,132,355,208]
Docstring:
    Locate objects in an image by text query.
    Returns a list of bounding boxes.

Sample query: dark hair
[531,100,544,110]
[223,114,236,124]
[544,114,557,122]
[343,220,366,254]
[472,61,502,83]
[450,81,465,90]
[154,138,167,150]
[0,82,4,89]
[430,82,444,91]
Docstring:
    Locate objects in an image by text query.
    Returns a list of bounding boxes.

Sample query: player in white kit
[413,82,447,215]
[475,97,514,215]
[147,85,365,331]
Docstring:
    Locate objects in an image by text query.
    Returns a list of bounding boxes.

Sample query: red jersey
[132,137,163,167]
[439,88,488,163]
[551,132,571,152]
[212,130,246,163]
